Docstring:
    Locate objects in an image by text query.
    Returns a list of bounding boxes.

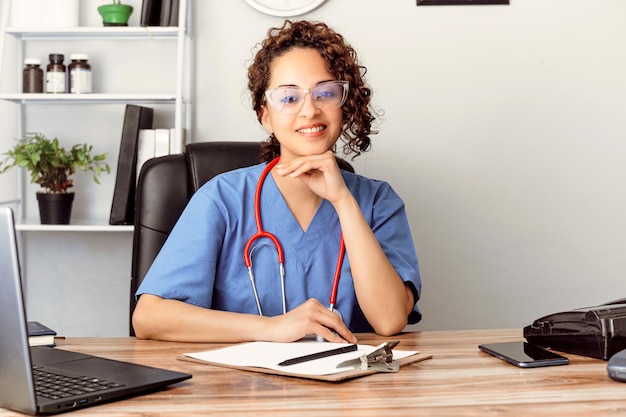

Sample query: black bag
[524,298,626,360]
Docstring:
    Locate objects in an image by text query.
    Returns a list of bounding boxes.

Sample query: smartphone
[479,341,569,368]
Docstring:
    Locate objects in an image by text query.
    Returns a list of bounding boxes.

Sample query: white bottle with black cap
[46,53,66,94]
[69,53,92,94]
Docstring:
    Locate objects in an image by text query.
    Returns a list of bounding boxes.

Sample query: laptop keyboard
[33,367,125,400]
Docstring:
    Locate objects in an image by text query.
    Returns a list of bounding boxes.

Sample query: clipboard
[178,341,432,382]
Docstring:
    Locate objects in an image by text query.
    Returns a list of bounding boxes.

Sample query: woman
[132,20,421,343]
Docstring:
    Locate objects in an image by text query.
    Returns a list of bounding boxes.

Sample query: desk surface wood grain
[1,329,625,416]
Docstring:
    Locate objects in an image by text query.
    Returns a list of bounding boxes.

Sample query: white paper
[184,341,419,376]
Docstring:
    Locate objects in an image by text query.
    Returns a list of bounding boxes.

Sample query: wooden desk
[1,329,623,416]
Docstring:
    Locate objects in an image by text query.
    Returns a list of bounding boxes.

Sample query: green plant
[0,133,110,193]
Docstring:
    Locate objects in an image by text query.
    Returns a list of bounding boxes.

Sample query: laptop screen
[0,206,38,414]
[0,207,192,415]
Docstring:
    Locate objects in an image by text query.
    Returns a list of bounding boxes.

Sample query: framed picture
[417,0,509,5]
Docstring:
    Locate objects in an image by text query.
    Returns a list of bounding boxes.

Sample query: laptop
[0,207,192,415]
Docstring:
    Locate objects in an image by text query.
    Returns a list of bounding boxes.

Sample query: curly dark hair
[248,20,376,162]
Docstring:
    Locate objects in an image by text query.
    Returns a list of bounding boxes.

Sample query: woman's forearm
[333,195,414,335]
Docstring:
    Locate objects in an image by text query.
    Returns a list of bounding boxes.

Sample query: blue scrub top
[136,163,421,332]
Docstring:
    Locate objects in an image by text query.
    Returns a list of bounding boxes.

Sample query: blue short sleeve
[135,189,226,308]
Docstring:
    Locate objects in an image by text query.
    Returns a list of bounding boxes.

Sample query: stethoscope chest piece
[316,308,344,342]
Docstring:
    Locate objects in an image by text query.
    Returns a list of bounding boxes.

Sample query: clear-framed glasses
[264,80,349,114]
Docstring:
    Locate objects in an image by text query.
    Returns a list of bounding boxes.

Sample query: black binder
[109,105,153,225]
[159,0,172,26]
[168,0,180,26]
[140,0,163,26]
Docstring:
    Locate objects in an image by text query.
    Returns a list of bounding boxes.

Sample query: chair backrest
[129,141,262,335]
[129,141,355,335]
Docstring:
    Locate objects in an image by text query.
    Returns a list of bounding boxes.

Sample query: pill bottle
[46,53,66,93]
[23,58,43,93]
[69,53,92,94]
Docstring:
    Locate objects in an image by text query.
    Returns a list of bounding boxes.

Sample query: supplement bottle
[69,53,92,94]
[23,58,43,93]
[46,53,66,93]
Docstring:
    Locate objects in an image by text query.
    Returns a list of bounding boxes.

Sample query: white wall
[1,0,625,336]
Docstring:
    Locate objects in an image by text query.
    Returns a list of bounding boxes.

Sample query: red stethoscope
[243,157,345,316]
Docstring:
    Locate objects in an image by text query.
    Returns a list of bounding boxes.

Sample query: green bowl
[97,4,133,26]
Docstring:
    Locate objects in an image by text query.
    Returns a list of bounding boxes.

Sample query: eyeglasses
[264,80,349,114]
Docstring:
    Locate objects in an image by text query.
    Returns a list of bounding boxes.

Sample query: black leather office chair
[129,141,354,336]
[129,141,261,335]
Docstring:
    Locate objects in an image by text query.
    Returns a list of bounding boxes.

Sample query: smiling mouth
[297,125,326,134]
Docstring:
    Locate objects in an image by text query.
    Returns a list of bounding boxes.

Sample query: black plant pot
[36,192,75,225]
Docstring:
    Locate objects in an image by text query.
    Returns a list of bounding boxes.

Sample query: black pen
[278,344,358,366]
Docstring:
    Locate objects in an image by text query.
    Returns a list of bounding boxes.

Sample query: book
[27,321,57,347]
[136,128,156,184]
[168,0,179,26]
[140,0,163,26]
[169,127,185,154]
[109,105,154,225]
[159,0,172,26]
[154,128,170,157]
[180,341,432,382]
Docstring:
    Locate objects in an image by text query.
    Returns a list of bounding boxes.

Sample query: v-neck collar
[259,169,340,264]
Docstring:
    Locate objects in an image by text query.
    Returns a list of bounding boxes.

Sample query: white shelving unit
[0,0,191,232]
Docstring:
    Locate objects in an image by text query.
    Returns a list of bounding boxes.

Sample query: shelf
[6,26,182,41]
[16,218,133,232]
[1,0,190,235]
[0,93,178,104]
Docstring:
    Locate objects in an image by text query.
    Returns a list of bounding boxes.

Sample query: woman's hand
[265,298,357,343]
[276,152,413,336]
[275,151,351,204]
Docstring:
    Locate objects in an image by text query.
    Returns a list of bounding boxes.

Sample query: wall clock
[244,0,326,17]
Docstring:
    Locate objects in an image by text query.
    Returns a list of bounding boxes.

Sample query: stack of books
[136,128,182,184]
[109,105,183,225]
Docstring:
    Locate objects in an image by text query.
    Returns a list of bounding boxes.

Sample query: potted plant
[97,0,134,27]
[0,133,110,224]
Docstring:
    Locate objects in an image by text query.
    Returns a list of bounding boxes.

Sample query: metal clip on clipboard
[336,340,401,372]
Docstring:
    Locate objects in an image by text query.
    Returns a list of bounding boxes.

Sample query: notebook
[0,207,192,415]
